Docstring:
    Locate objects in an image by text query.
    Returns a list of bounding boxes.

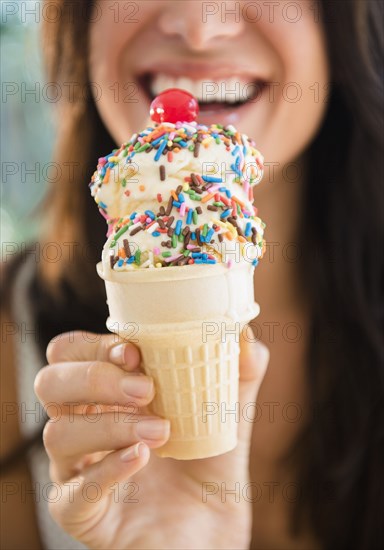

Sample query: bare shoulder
[0,305,42,549]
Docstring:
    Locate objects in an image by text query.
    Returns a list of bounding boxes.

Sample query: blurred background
[1,0,54,250]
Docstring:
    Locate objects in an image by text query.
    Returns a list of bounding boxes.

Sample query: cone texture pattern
[139,328,240,458]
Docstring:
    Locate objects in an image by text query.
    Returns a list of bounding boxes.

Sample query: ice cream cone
[97,261,259,459]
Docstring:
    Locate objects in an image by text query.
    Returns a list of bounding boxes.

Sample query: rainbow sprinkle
[90,121,266,269]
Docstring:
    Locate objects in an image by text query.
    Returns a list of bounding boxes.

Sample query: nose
[158,0,244,51]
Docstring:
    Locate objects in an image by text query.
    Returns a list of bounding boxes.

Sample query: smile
[137,66,268,119]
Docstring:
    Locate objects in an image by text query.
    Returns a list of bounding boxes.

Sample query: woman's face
[89,0,329,167]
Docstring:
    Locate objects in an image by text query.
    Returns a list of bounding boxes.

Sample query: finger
[35,360,154,408]
[237,327,269,444]
[44,413,170,482]
[49,442,150,536]
[239,326,269,384]
[46,331,141,372]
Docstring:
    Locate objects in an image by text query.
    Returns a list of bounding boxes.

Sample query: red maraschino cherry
[150,88,199,124]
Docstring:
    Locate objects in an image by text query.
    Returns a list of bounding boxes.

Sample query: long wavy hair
[5,0,384,548]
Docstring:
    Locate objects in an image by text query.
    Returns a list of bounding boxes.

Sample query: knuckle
[43,419,68,457]
[42,420,60,453]
[85,361,104,393]
[46,331,76,363]
[46,339,58,364]
[34,366,51,401]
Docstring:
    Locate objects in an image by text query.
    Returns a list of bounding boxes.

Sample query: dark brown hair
[5,0,384,547]
[298,1,384,547]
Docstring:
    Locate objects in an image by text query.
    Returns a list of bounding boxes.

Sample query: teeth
[150,74,255,103]
[177,77,194,94]
[151,74,176,95]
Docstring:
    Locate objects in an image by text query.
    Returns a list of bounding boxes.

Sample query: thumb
[237,328,269,444]
[46,331,140,371]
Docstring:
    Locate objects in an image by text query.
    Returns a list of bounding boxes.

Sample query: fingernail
[110,343,140,369]
[109,344,126,365]
[136,418,170,440]
[121,376,153,398]
[120,442,143,462]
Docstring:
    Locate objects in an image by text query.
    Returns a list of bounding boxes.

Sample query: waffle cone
[97,262,259,459]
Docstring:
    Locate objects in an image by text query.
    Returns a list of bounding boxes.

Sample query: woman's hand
[34,330,269,550]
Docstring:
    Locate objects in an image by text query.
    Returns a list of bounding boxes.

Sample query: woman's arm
[0,306,42,550]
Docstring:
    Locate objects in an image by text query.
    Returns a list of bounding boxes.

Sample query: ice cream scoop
[90,89,266,271]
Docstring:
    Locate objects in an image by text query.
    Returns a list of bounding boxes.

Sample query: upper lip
[136,61,269,82]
